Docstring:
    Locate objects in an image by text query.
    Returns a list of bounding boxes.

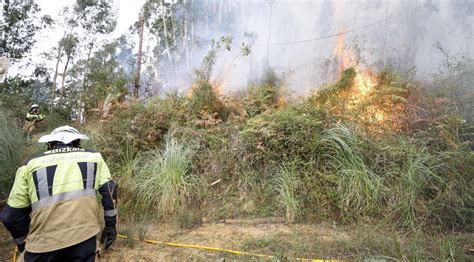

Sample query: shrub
[135,133,198,219]
[274,164,301,223]
[243,67,282,117]
[387,139,448,229]
[187,79,229,120]
[0,109,25,198]
[318,124,382,217]
[309,68,411,134]
[308,67,356,106]
[241,104,328,169]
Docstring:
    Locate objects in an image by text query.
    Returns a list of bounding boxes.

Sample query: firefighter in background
[0,125,118,261]
[23,104,45,139]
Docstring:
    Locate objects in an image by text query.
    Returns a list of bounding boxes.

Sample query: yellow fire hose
[12,246,17,262]
[11,234,342,262]
[4,194,339,262]
[117,234,343,262]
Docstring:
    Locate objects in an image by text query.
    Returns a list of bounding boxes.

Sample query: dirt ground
[1,219,349,261]
[103,220,351,261]
[2,219,473,261]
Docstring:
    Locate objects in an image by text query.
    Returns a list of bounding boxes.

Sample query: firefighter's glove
[17,242,26,252]
[100,226,117,250]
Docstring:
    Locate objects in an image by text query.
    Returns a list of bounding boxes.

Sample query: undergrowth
[86,66,472,235]
[133,133,198,221]
[0,109,25,198]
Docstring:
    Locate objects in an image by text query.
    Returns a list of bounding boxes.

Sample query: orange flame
[332,31,390,128]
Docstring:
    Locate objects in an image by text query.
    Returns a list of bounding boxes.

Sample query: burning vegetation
[311,34,410,135]
[1,0,473,259]
[311,67,409,135]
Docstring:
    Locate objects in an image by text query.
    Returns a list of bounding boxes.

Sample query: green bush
[386,139,448,229]
[274,164,301,223]
[83,65,472,233]
[318,124,382,217]
[134,133,198,219]
[0,109,25,198]
[241,104,328,168]
[243,67,282,117]
[188,79,229,120]
[309,67,356,106]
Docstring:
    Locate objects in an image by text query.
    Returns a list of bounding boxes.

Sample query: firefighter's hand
[100,226,117,250]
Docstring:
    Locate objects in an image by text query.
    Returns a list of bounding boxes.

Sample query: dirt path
[99,220,350,261]
[2,220,472,261]
[1,220,347,261]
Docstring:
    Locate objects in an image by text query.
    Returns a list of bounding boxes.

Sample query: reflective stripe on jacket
[26,113,44,122]
[3,147,114,253]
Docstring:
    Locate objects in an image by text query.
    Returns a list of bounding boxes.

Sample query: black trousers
[24,236,96,262]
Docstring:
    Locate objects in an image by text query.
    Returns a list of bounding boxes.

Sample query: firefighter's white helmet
[38,125,89,144]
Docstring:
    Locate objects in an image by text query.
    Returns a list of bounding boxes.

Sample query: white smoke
[154,0,473,94]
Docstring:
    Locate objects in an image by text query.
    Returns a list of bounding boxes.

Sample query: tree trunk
[82,34,97,91]
[241,0,244,37]
[205,0,209,35]
[60,55,71,100]
[266,1,274,60]
[171,8,177,47]
[78,39,95,126]
[161,2,173,65]
[192,0,196,55]
[218,0,222,26]
[51,47,62,108]
[134,13,145,99]
[50,26,69,109]
[184,8,190,69]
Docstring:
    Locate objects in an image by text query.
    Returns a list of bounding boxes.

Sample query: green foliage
[128,94,188,149]
[0,0,40,61]
[134,134,198,219]
[60,34,79,58]
[432,44,474,123]
[311,68,356,105]
[79,39,129,111]
[87,101,138,167]
[0,109,25,198]
[37,110,70,133]
[244,67,282,117]
[241,104,327,168]
[0,75,50,108]
[387,139,449,229]
[188,80,228,119]
[274,164,301,223]
[319,124,382,217]
[85,66,471,234]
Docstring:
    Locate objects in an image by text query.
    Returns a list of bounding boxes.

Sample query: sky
[38,0,145,38]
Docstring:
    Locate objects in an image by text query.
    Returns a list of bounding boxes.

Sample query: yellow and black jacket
[25,112,45,124]
[1,146,117,253]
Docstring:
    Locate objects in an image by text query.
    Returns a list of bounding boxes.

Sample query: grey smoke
[141,0,473,95]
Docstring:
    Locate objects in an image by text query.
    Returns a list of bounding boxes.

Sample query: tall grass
[0,110,25,198]
[135,133,197,218]
[390,139,447,229]
[319,124,382,216]
[274,164,301,223]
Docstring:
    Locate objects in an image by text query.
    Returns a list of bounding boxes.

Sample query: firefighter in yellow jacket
[1,125,117,261]
[23,104,45,139]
